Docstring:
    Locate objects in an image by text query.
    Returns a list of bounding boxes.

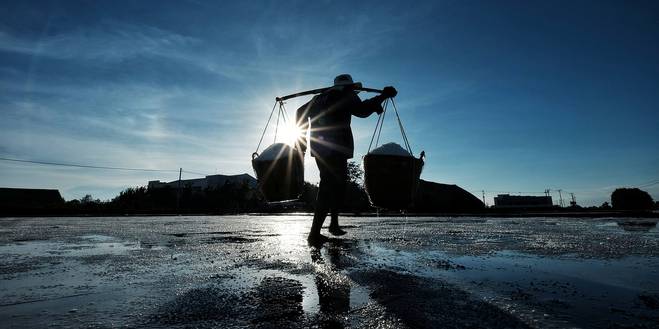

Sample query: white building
[148,173,257,191]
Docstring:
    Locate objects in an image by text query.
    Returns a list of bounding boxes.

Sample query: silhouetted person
[295,74,397,244]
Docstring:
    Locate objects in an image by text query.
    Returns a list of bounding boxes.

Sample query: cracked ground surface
[1,215,658,328]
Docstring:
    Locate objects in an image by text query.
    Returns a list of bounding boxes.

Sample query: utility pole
[557,189,564,207]
[176,168,182,215]
[482,190,486,207]
[570,193,577,207]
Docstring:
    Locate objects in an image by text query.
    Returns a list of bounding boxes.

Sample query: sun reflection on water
[269,215,310,256]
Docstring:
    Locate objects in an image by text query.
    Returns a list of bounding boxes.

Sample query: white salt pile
[255,143,292,161]
[368,142,412,157]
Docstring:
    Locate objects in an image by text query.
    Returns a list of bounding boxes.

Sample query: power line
[0,157,208,177]
[182,170,211,177]
[0,157,176,172]
[637,179,659,188]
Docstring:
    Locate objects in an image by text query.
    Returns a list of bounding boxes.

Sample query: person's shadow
[310,240,353,328]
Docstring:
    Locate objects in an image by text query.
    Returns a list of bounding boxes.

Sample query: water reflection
[310,241,351,329]
[270,216,309,254]
[615,220,657,232]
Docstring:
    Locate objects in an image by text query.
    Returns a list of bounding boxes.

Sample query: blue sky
[1,0,658,206]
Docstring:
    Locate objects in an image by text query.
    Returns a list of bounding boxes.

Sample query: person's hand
[382,86,397,98]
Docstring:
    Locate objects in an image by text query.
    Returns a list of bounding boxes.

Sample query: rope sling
[364,97,424,213]
[256,94,417,157]
[253,99,289,158]
[255,85,384,157]
[366,98,415,156]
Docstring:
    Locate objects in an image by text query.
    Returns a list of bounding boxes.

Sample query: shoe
[307,233,330,246]
[328,225,347,236]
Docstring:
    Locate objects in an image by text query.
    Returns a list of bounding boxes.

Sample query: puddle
[358,242,659,292]
[0,236,141,257]
[79,235,116,242]
[349,283,371,309]
[357,241,659,328]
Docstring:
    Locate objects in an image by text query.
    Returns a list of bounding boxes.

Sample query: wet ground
[1,215,658,328]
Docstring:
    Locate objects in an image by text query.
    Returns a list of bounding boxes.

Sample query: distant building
[0,187,64,210]
[148,174,257,191]
[494,194,553,208]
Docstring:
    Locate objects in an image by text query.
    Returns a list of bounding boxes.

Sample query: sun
[280,122,304,146]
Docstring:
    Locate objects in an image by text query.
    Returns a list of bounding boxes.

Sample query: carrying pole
[276,86,383,101]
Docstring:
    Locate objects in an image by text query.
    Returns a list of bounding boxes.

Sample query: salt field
[1,215,658,328]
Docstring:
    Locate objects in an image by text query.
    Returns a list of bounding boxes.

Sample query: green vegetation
[611,188,655,211]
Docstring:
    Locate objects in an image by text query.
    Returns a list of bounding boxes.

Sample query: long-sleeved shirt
[295,88,384,159]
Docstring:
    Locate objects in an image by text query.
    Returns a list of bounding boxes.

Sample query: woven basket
[363,153,423,209]
[252,150,304,202]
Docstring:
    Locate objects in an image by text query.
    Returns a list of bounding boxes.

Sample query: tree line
[46,162,369,215]
[1,160,656,215]
[61,183,659,215]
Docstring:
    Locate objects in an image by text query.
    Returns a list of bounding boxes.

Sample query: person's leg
[309,207,328,239]
[328,211,346,236]
[330,210,339,227]
[308,158,331,242]
[328,158,348,236]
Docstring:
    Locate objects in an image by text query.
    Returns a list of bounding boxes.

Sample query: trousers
[315,157,348,214]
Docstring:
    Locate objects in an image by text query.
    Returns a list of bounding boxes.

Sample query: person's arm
[351,86,397,118]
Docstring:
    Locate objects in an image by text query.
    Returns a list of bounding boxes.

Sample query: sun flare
[280,123,304,146]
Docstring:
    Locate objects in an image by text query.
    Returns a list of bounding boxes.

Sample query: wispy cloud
[0,21,199,61]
